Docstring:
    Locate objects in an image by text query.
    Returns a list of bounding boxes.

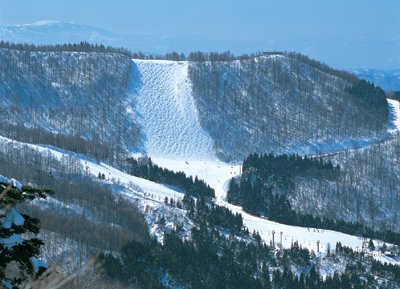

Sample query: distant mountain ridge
[0,20,262,57]
[1,20,399,69]
[353,69,400,92]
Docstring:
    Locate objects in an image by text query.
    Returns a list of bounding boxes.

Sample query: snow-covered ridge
[130,59,216,161]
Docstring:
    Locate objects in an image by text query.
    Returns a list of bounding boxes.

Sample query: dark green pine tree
[0,179,53,288]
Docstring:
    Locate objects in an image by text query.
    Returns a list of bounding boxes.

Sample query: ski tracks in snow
[129,59,216,161]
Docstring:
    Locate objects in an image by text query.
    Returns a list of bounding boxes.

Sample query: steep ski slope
[130,59,216,161]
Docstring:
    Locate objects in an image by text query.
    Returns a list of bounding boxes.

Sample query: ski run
[2,59,400,265]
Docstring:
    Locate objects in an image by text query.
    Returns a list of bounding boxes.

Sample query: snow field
[130,59,216,161]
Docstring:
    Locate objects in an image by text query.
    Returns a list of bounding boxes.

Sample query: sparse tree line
[0,40,132,57]
[0,123,114,162]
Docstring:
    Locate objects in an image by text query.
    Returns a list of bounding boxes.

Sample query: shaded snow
[0,233,23,249]
[30,256,48,272]
[0,175,22,190]
[388,98,400,132]
[130,59,216,161]
[2,208,25,229]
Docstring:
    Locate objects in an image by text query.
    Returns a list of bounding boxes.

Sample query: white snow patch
[130,59,216,161]
[151,157,241,201]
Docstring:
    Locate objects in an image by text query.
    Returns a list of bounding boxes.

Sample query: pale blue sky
[0,0,398,40]
[0,0,399,69]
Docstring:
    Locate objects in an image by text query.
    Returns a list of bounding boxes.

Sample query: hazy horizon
[0,0,399,69]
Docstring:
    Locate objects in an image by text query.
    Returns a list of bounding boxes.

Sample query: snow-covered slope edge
[0,135,192,245]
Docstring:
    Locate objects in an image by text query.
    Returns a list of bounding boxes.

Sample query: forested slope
[189,52,388,161]
[0,43,140,161]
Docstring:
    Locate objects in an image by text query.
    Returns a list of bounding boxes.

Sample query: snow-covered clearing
[130,59,216,161]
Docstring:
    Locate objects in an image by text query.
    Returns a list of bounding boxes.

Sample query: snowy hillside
[0,134,192,248]
[188,53,388,161]
[130,60,216,161]
[0,46,141,159]
[0,46,389,164]
[2,134,397,262]
[0,45,399,268]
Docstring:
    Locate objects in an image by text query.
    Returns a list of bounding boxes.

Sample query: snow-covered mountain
[0,21,262,56]
[353,69,400,92]
[1,46,387,163]
[1,43,400,287]
[0,21,119,47]
[1,21,399,70]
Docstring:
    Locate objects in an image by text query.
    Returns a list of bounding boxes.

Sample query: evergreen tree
[0,177,53,288]
[368,239,375,251]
